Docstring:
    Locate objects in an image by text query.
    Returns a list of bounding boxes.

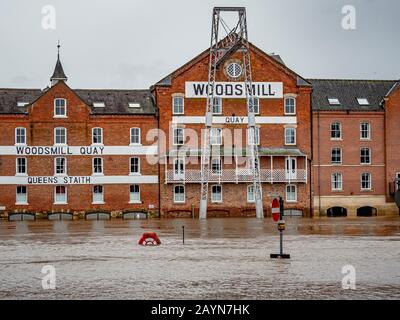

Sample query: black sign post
[395,179,400,211]
[270,196,291,259]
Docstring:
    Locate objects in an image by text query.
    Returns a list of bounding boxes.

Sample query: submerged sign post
[270,196,291,259]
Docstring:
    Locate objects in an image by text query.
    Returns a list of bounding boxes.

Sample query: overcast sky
[0,0,399,89]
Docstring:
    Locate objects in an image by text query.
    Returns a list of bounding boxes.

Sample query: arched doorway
[357,206,377,217]
[327,207,347,217]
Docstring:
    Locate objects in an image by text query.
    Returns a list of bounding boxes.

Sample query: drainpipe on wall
[317,109,322,216]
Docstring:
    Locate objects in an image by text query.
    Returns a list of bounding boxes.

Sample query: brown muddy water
[0,217,399,300]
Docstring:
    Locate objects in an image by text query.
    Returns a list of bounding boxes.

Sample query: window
[328,98,340,105]
[211,185,222,203]
[331,173,343,191]
[54,186,67,204]
[16,158,27,175]
[93,102,105,108]
[361,173,372,190]
[174,185,185,203]
[247,185,255,203]
[331,148,342,164]
[93,157,103,175]
[173,128,184,146]
[173,96,184,114]
[247,127,260,145]
[128,103,141,108]
[226,62,242,78]
[210,128,222,145]
[54,98,66,117]
[360,122,371,140]
[211,158,222,175]
[396,173,400,191]
[16,186,27,204]
[54,127,67,145]
[15,127,26,145]
[130,128,140,145]
[130,157,140,174]
[286,185,297,202]
[92,128,103,145]
[17,102,28,107]
[129,185,140,203]
[92,185,104,203]
[54,157,67,175]
[360,148,371,164]
[357,98,369,106]
[284,127,296,145]
[212,97,222,114]
[249,97,259,114]
[331,122,342,139]
[284,97,296,115]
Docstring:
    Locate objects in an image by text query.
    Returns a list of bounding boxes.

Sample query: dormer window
[357,98,369,106]
[129,103,141,108]
[328,98,340,106]
[93,102,105,108]
[54,98,67,117]
[17,102,28,107]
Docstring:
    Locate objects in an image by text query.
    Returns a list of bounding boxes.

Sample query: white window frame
[360,122,371,140]
[284,97,296,115]
[172,96,184,115]
[284,127,296,145]
[211,158,222,175]
[54,98,67,118]
[361,173,372,191]
[93,102,105,108]
[360,147,371,165]
[212,97,222,115]
[16,186,28,205]
[15,127,26,145]
[331,147,342,165]
[328,98,340,106]
[130,157,140,175]
[54,127,67,145]
[92,157,103,175]
[210,128,222,146]
[129,184,141,203]
[173,185,185,203]
[130,127,141,145]
[247,185,255,203]
[247,127,260,146]
[16,157,27,176]
[286,184,297,203]
[357,98,370,106]
[211,185,223,203]
[173,128,184,146]
[54,185,67,204]
[331,122,342,140]
[249,97,259,115]
[54,157,67,176]
[92,127,103,145]
[92,185,104,204]
[331,173,343,191]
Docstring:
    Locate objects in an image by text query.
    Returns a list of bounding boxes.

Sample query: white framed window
[54,127,67,145]
[284,97,296,115]
[360,122,371,140]
[331,148,342,164]
[226,62,242,78]
[211,185,222,203]
[17,102,28,107]
[247,185,255,203]
[128,102,141,108]
[286,185,297,202]
[331,173,343,191]
[130,157,140,174]
[247,127,260,145]
[357,98,369,106]
[54,185,67,204]
[129,185,140,203]
[15,127,26,145]
[54,98,67,117]
[360,148,371,164]
[212,97,222,114]
[210,128,222,145]
[173,128,184,146]
[92,185,104,204]
[92,127,103,145]
[130,128,141,145]
[331,122,342,139]
[93,102,105,108]
[16,186,27,204]
[361,173,372,191]
[284,127,296,145]
[173,96,184,115]
[54,157,67,175]
[174,185,185,203]
[249,97,259,114]
[211,158,222,175]
[16,157,27,175]
[92,157,103,175]
[328,98,340,106]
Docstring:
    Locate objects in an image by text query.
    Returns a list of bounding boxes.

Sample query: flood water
[0,217,399,300]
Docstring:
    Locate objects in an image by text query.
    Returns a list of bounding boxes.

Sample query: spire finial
[57,40,60,58]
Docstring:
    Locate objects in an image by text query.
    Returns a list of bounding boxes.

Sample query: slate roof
[308,79,397,111]
[0,89,42,114]
[50,55,68,81]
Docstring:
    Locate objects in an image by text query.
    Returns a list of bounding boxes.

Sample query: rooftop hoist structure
[199,7,264,219]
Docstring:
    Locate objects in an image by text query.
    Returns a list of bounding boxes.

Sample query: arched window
[284,97,296,115]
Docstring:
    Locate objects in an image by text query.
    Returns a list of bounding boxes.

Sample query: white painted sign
[0,175,158,185]
[0,145,158,156]
[172,116,296,125]
[185,82,283,98]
